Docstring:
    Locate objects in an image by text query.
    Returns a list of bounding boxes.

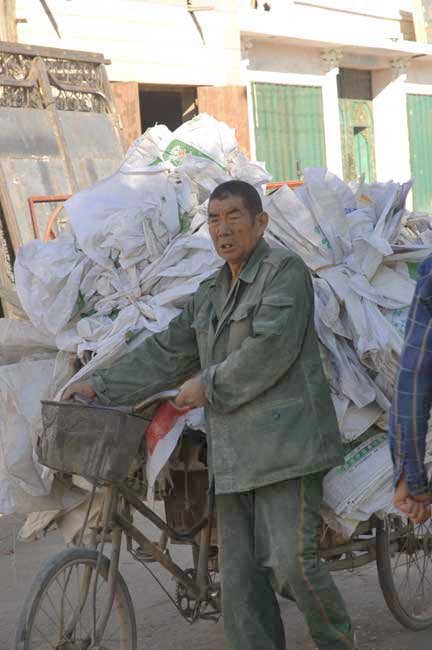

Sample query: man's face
[207,194,268,267]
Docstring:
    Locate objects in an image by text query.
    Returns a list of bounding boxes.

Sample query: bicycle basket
[37,400,149,483]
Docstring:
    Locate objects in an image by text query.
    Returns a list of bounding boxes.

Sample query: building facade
[9,0,432,210]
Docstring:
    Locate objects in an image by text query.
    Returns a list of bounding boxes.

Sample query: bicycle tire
[376,516,432,631]
[15,547,137,650]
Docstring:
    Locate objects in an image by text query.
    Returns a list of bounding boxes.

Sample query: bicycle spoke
[22,548,133,649]
[387,516,432,621]
[55,575,77,620]
[32,623,57,649]
[44,588,61,625]
[38,601,61,631]
[75,563,85,641]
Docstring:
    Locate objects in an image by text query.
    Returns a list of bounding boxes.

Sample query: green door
[252,83,326,182]
[407,94,432,212]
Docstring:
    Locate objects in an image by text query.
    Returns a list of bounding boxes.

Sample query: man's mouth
[219,243,235,251]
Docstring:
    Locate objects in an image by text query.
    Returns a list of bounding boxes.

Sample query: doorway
[338,69,376,183]
[139,86,197,133]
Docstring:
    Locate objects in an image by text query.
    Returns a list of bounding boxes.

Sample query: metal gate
[0,40,125,311]
[252,82,326,182]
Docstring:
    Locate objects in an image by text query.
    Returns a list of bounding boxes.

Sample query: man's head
[207,181,268,273]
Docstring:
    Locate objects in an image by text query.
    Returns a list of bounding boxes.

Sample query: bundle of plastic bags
[263,170,432,534]
[0,114,269,517]
[264,170,419,443]
[2,113,432,539]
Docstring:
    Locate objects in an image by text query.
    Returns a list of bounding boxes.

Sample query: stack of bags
[0,114,269,519]
[264,169,432,534]
[1,114,432,539]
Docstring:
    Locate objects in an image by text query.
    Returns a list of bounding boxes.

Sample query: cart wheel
[376,515,432,630]
[15,548,137,650]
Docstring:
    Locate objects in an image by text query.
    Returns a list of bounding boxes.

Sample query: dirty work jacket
[90,238,344,494]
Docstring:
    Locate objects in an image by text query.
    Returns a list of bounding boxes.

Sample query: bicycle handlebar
[70,389,180,414]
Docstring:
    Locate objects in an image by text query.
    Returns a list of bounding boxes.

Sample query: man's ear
[258,211,269,233]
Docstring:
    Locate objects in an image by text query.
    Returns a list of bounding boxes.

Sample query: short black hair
[209,180,263,221]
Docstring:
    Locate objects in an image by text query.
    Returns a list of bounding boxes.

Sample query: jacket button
[273,412,280,420]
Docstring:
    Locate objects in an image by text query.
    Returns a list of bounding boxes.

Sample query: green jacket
[90,238,344,494]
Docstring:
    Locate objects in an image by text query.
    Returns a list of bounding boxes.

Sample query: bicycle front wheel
[15,548,137,650]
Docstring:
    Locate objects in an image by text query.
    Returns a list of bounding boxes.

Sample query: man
[390,255,432,524]
[64,180,356,649]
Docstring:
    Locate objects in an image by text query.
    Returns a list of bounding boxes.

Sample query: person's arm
[200,255,312,414]
[87,296,201,405]
[390,256,432,503]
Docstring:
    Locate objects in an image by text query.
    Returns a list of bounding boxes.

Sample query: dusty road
[1,512,431,650]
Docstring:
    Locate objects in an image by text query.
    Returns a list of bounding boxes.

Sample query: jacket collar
[208,238,269,320]
[210,237,270,291]
[238,238,270,284]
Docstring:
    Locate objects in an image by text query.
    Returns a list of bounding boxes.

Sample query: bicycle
[15,392,432,649]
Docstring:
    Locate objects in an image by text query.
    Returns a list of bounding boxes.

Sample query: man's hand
[393,475,432,524]
[175,376,207,409]
[62,381,96,402]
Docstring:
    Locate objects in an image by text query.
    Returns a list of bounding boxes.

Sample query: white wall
[240,0,406,44]
[14,0,431,190]
[372,68,412,186]
[16,0,241,85]
[294,0,412,19]
[244,39,432,188]
[243,0,414,11]
[372,58,432,199]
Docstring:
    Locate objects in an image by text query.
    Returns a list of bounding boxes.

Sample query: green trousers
[216,474,356,650]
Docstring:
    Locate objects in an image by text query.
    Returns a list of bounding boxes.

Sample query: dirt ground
[1,511,431,650]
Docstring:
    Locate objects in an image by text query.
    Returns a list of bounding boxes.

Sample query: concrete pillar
[320,50,344,178]
[372,62,411,186]
[322,68,344,178]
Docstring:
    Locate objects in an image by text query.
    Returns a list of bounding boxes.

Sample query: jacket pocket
[227,303,256,351]
[191,313,209,332]
[241,400,306,467]
[254,297,294,335]
[230,303,256,321]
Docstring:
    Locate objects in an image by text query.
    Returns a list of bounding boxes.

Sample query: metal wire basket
[37,400,150,484]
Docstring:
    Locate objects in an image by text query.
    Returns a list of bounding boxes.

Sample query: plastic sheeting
[0,355,75,514]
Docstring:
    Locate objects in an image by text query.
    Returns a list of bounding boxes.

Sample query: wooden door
[111,82,142,149]
[0,1,17,41]
[197,85,250,156]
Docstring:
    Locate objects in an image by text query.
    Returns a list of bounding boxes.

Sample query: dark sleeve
[89,296,200,405]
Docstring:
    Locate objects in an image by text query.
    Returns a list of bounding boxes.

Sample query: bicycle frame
[90,480,217,645]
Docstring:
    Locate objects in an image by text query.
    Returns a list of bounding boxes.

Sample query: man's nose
[217,220,232,236]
